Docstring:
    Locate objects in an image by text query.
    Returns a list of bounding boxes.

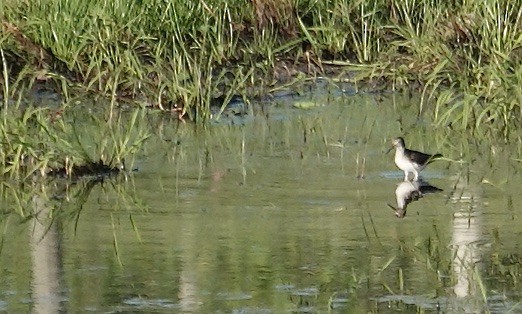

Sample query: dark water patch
[374,294,445,312]
[47,159,123,180]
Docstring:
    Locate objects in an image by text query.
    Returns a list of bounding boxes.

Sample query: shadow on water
[1,83,522,312]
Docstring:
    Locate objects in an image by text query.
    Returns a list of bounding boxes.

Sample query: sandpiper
[392,137,442,181]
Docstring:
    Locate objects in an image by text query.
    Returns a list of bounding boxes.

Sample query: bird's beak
[386,139,397,154]
[387,203,397,211]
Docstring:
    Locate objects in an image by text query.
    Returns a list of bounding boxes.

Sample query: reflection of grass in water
[368,224,522,312]
[0,170,147,264]
[0,170,147,217]
[0,104,149,180]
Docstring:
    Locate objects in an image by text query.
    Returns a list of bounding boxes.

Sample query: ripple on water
[274,284,295,292]
[231,307,272,314]
[380,170,446,180]
[0,300,7,311]
[290,287,319,296]
[216,292,253,301]
[329,292,351,309]
[374,293,522,313]
[487,293,522,313]
[122,297,180,310]
[374,294,444,311]
[287,287,320,313]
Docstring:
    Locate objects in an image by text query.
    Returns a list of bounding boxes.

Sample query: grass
[0,0,521,184]
[1,2,520,307]
[0,0,520,134]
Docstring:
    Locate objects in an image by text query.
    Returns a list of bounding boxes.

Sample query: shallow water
[1,87,522,312]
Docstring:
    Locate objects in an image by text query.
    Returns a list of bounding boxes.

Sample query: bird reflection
[388,179,442,218]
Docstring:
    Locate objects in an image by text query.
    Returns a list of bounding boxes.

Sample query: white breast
[395,151,422,172]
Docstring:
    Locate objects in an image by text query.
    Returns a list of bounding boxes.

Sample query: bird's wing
[404,149,434,165]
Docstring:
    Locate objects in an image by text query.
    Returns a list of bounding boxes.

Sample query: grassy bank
[1,0,521,133]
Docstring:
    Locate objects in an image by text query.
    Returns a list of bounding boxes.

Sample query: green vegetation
[0,0,521,180]
[1,0,521,133]
[0,102,149,180]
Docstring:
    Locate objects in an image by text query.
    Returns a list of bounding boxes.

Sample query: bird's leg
[404,171,409,181]
[413,171,419,181]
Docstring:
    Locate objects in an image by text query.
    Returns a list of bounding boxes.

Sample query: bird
[391,137,442,181]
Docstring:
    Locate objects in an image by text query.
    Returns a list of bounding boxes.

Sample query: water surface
[1,88,521,313]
